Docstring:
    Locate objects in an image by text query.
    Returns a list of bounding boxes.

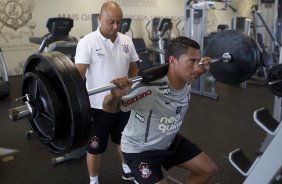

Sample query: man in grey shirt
[103,36,217,184]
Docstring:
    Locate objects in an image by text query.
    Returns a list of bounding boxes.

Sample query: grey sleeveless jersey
[120,76,191,153]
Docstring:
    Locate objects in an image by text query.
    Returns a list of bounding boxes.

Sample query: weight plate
[205,30,258,84]
[23,51,90,155]
[267,64,282,97]
[49,52,91,152]
[22,71,64,142]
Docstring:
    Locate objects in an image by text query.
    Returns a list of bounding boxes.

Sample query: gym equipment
[119,18,132,34]
[0,48,10,100]
[8,52,170,155]
[8,30,260,155]
[267,64,282,97]
[132,38,154,70]
[229,46,282,184]
[184,0,238,99]
[29,17,77,53]
[91,13,99,32]
[205,30,259,84]
[229,108,282,184]
[199,52,232,65]
[146,18,172,64]
[255,46,282,161]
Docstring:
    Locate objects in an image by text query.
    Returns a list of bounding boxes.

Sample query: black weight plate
[22,71,65,142]
[48,52,90,152]
[23,51,90,155]
[205,30,258,84]
[267,64,282,97]
[0,81,10,99]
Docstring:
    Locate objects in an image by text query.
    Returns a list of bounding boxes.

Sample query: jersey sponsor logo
[159,87,171,95]
[135,113,145,123]
[121,90,152,107]
[158,115,182,135]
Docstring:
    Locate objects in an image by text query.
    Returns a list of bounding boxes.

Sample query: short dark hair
[166,36,200,60]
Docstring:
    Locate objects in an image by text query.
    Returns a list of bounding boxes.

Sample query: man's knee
[201,161,218,179]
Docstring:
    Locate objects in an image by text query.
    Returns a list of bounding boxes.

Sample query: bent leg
[177,152,217,184]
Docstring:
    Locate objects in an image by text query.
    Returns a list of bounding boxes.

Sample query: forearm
[103,77,133,113]
[103,94,122,113]
[128,62,139,78]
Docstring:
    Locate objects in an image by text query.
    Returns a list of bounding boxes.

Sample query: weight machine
[29,17,77,53]
[184,0,237,100]
[0,48,10,100]
[146,18,172,64]
[251,3,282,79]
[228,1,282,179]
[229,46,282,184]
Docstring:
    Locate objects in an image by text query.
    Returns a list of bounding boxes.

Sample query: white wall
[0,0,185,76]
[2,0,277,77]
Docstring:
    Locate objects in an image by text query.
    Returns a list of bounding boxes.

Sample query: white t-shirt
[75,28,139,109]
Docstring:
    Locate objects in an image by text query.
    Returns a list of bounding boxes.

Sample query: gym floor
[0,75,281,184]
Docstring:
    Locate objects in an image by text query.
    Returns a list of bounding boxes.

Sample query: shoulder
[79,31,98,42]
[77,31,99,47]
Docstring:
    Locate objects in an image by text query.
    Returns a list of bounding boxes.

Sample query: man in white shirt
[75,1,139,184]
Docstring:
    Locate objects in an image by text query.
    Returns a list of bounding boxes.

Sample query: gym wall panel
[0,0,263,76]
[0,0,185,76]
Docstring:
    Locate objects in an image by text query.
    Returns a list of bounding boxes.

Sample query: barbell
[9,30,265,155]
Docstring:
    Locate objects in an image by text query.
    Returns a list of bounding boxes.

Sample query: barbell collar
[87,76,143,96]
[9,103,33,121]
[200,52,232,66]
[210,52,232,63]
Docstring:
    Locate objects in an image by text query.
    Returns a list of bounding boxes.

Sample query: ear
[168,56,175,64]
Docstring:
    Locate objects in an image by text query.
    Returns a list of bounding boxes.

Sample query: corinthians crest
[0,0,35,30]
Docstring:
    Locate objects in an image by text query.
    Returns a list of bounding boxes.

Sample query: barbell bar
[199,52,232,65]
[9,51,232,122]
[8,30,262,155]
[9,62,170,122]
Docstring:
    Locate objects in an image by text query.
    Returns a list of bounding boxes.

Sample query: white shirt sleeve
[75,35,93,64]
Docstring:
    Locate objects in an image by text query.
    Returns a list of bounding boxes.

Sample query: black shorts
[123,134,202,184]
[86,108,130,154]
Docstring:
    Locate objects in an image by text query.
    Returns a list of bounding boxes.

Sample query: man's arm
[103,77,133,113]
[75,64,89,79]
[128,61,139,78]
[198,57,211,76]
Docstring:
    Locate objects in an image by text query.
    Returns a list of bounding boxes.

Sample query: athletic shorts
[122,134,202,184]
[86,108,130,154]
